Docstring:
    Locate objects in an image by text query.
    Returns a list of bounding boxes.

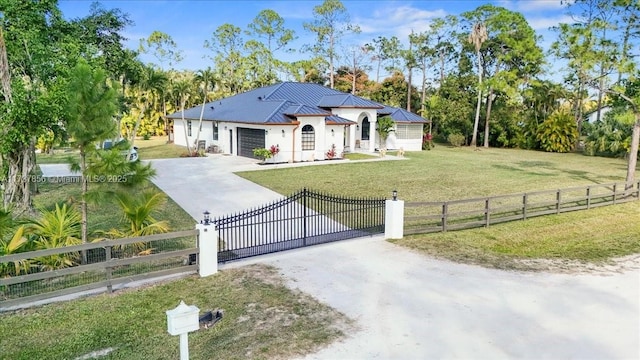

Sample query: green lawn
[237,146,632,201]
[33,181,195,234]
[0,264,351,360]
[237,146,640,268]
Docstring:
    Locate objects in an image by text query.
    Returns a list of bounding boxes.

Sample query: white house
[167,82,429,162]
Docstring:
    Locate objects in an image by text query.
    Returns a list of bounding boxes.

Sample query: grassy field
[33,181,195,234]
[0,264,351,360]
[36,136,188,164]
[237,146,631,201]
[237,146,640,268]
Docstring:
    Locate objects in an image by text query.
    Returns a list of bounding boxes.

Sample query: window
[301,125,315,150]
[395,124,423,139]
[361,117,370,140]
[213,122,219,141]
[187,120,192,137]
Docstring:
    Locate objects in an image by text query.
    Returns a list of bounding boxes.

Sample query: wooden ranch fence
[404,181,640,235]
[0,230,199,310]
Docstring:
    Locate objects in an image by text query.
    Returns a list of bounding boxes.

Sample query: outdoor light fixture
[282,129,285,137]
[392,190,398,201]
[202,210,211,225]
[265,130,269,135]
[356,125,360,131]
[331,129,335,136]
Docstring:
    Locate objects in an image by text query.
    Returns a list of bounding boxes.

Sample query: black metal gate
[215,189,385,262]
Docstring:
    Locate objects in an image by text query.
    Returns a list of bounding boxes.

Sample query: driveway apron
[148,156,284,221]
[225,237,640,360]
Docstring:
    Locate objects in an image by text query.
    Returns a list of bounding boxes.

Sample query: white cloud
[497,0,565,13]
[528,14,573,30]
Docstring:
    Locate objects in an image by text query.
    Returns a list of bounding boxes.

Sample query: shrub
[447,133,466,147]
[536,110,578,153]
[253,148,272,161]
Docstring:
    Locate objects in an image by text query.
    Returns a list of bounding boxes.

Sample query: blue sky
[59,0,570,76]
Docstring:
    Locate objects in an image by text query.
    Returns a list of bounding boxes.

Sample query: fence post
[485,198,490,227]
[105,245,113,293]
[385,193,404,239]
[196,221,218,277]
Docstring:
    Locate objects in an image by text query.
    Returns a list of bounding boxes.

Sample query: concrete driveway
[42,155,640,359]
[225,237,640,360]
[148,155,285,221]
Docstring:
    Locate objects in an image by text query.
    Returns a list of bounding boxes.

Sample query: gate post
[196,220,218,277]
[385,191,404,239]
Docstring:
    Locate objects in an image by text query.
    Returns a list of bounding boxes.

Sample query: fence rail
[0,230,199,310]
[404,181,640,235]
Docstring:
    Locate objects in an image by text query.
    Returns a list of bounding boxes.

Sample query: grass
[36,136,187,165]
[135,136,189,159]
[33,181,195,234]
[0,264,352,360]
[392,201,640,270]
[237,146,632,201]
[343,152,378,160]
[237,146,640,269]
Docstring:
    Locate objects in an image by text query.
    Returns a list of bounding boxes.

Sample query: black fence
[215,188,386,262]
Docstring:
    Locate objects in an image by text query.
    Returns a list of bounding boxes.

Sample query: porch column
[369,118,377,152]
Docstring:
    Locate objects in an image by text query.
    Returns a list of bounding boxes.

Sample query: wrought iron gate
[215,189,385,262]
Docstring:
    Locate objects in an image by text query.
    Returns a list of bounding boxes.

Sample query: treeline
[1,0,640,215]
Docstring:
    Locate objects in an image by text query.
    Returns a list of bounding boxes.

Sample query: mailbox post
[166,301,200,360]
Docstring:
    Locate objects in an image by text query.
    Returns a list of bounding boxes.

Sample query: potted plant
[269,144,280,162]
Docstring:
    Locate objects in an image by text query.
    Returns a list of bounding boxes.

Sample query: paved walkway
[223,236,640,360]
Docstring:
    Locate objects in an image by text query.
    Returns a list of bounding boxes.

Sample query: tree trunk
[80,146,88,265]
[626,117,640,189]
[420,61,426,116]
[351,50,356,94]
[471,49,483,148]
[329,33,335,89]
[181,100,192,155]
[483,87,494,148]
[194,88,208,156]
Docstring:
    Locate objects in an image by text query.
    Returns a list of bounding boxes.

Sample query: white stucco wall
[332,108,379,152]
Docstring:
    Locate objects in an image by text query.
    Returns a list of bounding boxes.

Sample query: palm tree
[193,67,217,154]
[30,203,82,271]
[0,225,32,276]
[100,190,170,255]
[129,66,167,156]
[376,116,395,149]
[172,79,194,155]
[468,22,488,147]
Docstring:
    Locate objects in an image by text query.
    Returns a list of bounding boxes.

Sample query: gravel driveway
[225,237,640,359]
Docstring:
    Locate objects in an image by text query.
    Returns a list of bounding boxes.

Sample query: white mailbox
[166,300,200,336]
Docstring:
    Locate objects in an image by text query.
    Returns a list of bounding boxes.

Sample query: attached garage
[237,128,265,159]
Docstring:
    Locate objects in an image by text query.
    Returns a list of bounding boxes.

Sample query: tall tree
[463,5,544,148]
[365,36,402,83]
[139,30,183,70]
[205,24,246,95]
[64,60,118,261]
[247,9,296,79]
[193,67,216,151]
[303,0,360,89]
[468,21,488,147]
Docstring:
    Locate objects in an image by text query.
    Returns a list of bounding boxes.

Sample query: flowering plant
[269,144,280,156]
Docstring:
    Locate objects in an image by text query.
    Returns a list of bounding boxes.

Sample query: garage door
[237,128,265,159]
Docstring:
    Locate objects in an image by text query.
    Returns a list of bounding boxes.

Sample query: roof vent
[210,106,214,110]
[258,96,262,100]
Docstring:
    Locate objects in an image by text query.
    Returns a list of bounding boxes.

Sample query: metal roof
[325,115,356,124]
[167,82,428,124]
[378,106,429,123]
